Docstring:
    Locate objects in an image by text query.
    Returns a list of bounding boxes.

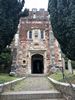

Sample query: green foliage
[71,60,75,69]
[20,8,29,17]
[0,73,16,84]
[0,48,12,73]
[50,70,74,82]
[48,0,75,60]
[0,0,29,53]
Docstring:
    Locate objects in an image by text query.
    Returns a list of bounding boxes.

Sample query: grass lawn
[0,73,17,84]
[49,70,75,84]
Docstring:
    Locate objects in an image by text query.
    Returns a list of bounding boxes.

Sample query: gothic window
[29,31,32,39]
[40,31,45,39]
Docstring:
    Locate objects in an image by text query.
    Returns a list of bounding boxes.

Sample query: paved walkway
[4,76,64,100]
[12,76,55,91]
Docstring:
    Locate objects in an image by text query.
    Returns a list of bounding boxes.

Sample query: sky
[24,0,48,11]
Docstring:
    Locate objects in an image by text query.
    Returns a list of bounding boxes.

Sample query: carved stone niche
[34,43,39,46]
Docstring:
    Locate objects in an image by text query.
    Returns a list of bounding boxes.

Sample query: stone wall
[48,77,75,100]
[15,10,51,75]
[0,77,25,93]
[12,9,63,76]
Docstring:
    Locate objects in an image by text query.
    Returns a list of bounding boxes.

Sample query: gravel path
[12,76,55,91]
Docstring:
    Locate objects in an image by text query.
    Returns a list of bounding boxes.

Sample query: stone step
[27,74,48,77]
[37,99,64,100]
[0,91,64,100]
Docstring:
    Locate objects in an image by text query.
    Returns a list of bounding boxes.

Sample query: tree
[0,0,29,53]
[48,0,75,60]
[0,48,12,73]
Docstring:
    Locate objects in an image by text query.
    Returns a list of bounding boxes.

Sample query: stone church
[12,9,62,76]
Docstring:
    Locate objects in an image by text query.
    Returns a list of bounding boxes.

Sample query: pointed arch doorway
[31,54,44,74]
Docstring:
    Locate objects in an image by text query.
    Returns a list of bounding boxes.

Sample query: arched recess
[31,54,44,74]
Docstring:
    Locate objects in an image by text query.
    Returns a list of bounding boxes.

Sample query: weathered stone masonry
[12,9,62,76]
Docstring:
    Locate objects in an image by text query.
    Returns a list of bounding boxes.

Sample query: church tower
[12,9,62,76]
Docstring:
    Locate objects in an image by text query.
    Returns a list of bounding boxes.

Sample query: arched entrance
[31,54,44,74]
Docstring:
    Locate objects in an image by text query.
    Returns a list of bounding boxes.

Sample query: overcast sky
[24,0,48,11]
